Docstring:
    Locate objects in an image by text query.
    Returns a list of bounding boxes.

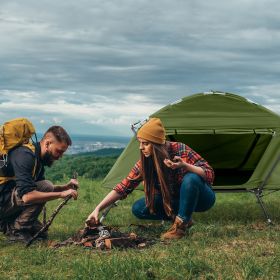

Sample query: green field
[0,176,279,279]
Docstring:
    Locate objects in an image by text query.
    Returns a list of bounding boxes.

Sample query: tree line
[45,148,123,182]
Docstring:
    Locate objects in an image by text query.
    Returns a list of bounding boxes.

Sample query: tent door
[167,133,273,186]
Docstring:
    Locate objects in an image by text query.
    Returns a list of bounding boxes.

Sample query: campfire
[50,224,155,250]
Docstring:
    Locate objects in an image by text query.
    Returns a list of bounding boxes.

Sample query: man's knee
[35,180,54,192]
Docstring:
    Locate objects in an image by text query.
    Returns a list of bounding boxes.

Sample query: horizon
[36,132,131,140]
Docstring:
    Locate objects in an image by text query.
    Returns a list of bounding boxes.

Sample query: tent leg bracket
[250,189,273,225]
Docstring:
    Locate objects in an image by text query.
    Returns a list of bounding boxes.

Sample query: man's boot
[0,220,7,234]
[8,230,33,244]
[161,216,193,240]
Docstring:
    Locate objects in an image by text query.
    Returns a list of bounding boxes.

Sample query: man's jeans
[132,173,216,223]
[0,180,54,233]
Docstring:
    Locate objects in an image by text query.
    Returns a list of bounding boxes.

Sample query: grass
[0,177,279,279]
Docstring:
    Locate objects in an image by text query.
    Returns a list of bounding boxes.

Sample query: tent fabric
[102,92,280,191]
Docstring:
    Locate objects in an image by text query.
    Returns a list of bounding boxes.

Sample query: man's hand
[60,189,78,200]
[164,156,185,170]
[66,178,79,190]
[85,208,100,226]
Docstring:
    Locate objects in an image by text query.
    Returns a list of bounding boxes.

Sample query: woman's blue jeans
[132,172,216,223]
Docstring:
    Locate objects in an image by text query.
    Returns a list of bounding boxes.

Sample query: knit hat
[137,118,166,144]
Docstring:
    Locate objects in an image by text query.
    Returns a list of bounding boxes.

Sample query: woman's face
[138,137,153,157]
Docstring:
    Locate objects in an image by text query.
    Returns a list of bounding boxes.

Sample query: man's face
[42,140,68,167]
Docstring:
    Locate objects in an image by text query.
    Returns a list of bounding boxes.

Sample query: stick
[99,201,118,223]
[26,172,78,247]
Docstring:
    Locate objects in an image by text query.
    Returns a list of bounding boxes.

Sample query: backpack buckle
[0,154,8,169]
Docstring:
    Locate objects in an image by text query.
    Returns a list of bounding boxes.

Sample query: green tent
[102,92,280,222]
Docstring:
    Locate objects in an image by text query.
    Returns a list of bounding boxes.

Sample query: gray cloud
[0,0,279,135]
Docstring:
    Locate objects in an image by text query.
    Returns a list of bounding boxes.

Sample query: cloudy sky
[1,0,279,136]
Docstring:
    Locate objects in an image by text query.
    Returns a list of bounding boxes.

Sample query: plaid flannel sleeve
[113,160,143,198]
[175,142,215,185]
[194,160,215,185]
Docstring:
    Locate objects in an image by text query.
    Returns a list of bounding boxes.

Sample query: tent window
[166,133,273,186]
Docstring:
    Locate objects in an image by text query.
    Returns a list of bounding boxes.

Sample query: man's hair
[43,126,72,146]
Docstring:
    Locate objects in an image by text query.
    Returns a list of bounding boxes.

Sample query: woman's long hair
[141,142,173,217]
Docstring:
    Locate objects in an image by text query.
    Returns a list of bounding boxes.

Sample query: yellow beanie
[137,118,166,144]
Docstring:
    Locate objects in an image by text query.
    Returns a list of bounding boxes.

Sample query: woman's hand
[164,157,207,179]
[164,156,185,170]
[84,190,122,227]
[85,208,100,226]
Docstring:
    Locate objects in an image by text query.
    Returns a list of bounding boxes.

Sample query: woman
[86,118,215,240]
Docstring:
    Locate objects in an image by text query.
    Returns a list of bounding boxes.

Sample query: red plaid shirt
[113,141,214,198]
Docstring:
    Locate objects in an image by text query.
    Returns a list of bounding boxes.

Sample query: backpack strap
[0,143,37,185]
[23,143,37,178]
[0,176,15,185]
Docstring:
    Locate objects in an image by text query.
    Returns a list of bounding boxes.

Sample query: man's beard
[41,151,55,167]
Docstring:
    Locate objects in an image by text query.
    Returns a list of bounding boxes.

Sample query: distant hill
[45,148,124,182]
[77,148,124,157]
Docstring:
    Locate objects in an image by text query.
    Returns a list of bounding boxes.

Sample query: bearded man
[0,126,78,243]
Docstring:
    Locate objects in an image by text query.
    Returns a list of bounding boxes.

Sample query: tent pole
[250,189,272,224]
[250,154,280,224]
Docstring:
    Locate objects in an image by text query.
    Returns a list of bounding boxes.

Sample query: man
[0,126,78,243]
